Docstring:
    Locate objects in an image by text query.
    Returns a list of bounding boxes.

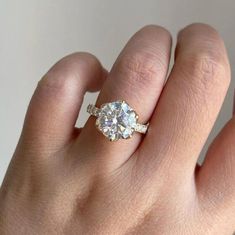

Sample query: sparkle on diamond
[96,101,137,141]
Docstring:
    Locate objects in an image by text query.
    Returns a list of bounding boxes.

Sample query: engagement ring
[87,100,149,141]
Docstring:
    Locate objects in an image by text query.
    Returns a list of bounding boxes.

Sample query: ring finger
[76,25,172,170]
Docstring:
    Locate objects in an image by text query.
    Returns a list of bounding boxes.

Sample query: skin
[0,23,234,235]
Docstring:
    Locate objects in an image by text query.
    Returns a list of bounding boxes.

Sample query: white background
[0,0,235,183]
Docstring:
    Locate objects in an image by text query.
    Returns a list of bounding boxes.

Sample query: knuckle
[179,23,224,49]
[140,24,171,38]
[180,23,220,38]
[177,51,230,90]
[38,71,77,96]
[117,50,167,87]
[178,23,231,89]
[38,52,101,95]
[38,55,84,95]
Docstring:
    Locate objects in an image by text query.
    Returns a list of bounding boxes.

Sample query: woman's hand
[0,23,234,235]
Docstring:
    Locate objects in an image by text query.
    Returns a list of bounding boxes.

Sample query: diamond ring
[87,100,149,141]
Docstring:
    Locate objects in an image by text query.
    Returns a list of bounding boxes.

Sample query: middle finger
[139,23,230,178]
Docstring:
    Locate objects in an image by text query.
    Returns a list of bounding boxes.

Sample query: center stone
[96,100,138,141]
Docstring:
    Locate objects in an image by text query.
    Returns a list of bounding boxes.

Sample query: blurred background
[0,0,235,182]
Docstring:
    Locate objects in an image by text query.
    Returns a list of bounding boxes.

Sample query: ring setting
[87,100,149,141]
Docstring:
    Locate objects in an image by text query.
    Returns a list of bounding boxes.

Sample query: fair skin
[0,23,234,235]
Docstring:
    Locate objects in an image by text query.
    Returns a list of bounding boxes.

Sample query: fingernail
[233,88,235,116]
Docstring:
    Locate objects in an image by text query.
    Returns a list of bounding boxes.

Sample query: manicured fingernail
[233,89,235,115]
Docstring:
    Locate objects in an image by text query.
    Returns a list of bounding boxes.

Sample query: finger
[76,25,172,169]
[139,23,230,177]
[196,115,235,230]
[233,89,235,115]
[19,52,107,156]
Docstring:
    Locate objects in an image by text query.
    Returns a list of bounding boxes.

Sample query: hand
[0,23,234,235]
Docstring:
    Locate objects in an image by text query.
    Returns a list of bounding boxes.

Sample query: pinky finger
[19,52,107,157]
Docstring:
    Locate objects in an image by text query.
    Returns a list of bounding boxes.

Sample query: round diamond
[96,101,137,141]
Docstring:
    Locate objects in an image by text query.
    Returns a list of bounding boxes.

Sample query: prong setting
[87,100,148,141]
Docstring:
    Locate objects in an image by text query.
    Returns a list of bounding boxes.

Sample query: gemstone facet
[96,100,138,141]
